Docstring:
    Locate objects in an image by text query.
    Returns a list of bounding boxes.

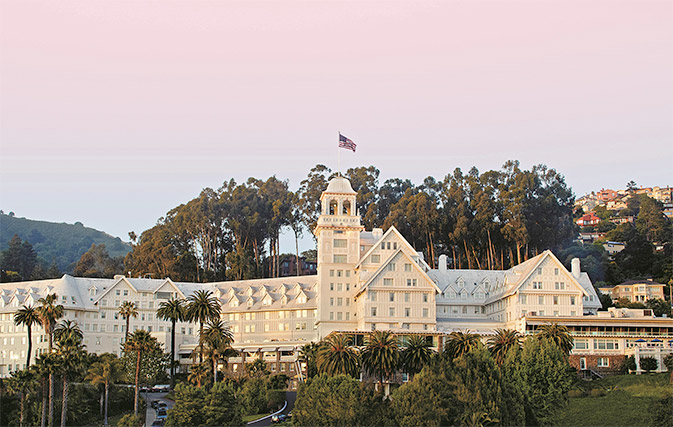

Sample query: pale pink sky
[1,1,671,251]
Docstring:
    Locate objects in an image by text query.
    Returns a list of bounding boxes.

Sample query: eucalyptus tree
[157,298,185,386]
[401,335,434,379]
[361,330,400,393]
[316,334,360,378]
[118,301,138,342]
[54,320,86,427]
[298,164,332,237]
[186,289,220,363]
[444,330,481,360]
[14,304,40,368]
[85,353,122,426]
[536,323,573,355]
[124,329,156,415]
[202,319,234,385]
[487,329,522,365]
[37,293,64,427]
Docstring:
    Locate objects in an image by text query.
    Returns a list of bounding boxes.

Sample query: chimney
[438,254,448,271]
[571,258,581,279]
[372,228,383,239]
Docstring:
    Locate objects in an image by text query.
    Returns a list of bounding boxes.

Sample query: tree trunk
[19,391,25,427]
[104,382,109,426]
[48,373,54,427]
[463,240,472,269]
[41,379,47,427]
[295,230,300,276]
[26,325,32,368]
[452,246,457,269]
[60,377,68,427]
[213,355,218,385]
[99,389,104,418]
[125,317,130,342]
[170,319,176,388]
[134,351,140,415]
[199,321,204,364]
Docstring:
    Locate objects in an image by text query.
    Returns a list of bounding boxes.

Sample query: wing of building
[1,176,671,384]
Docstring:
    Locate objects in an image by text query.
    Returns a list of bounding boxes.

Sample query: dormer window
[263,296,273,305]
[230,299,239,308]
[247,298,253,307]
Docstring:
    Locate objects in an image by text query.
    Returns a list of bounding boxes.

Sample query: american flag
[338,133,357,152]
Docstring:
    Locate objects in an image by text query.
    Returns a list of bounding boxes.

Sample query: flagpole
[337,131,341,176]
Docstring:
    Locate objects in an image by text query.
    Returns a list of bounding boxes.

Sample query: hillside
[0,213,131,272]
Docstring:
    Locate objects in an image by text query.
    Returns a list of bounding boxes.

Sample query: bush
[640,357,658,373]
[567,389,585,398]
[117,414,143,427]
[624,356,637,373]
[239,377,270,415]
[266,389,286,411]
[589,388,606,397]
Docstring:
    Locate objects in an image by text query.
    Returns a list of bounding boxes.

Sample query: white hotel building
[1,176,671,381]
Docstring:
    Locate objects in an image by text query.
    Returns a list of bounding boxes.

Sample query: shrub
[640,357,658,373]
[117,414,143,427]
[239,377,269,415]
[623,356,636,373]
[266,389,286,411]
[567,389,585,398]
[589,388,606,397]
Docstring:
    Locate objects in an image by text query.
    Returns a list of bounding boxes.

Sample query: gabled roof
[354,226,418,269]
[503,251,590,298]
[354,248,441,298]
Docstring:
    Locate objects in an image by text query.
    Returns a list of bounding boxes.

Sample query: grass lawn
[555,373,671,427]
[242,412,272,423]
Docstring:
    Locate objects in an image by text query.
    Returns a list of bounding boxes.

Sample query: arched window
[329,199,338,215]
[342,200,351,215]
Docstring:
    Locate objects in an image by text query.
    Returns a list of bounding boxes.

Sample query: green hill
[0,213,131,272]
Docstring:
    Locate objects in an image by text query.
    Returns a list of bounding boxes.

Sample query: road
[247,391,296,427]
[143,391,174,426]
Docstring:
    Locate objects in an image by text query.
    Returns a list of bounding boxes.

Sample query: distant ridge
[0,213,131,272]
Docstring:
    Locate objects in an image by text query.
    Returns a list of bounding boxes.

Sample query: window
[334,255,347,263]
[404,263,412,272]
[346,312,350,320]
[381,242,386,250]
[594,340,618,350]
[330,283,334,291]
[371,307,377,317]
[554,268,559,275]
[346,298,350,306]
[422,308,428,318]
[532,282,542,289]
[337,283,343,291]
[519,294,527,304]
[388,263,396,271]
[407,279,417,287]
[330,297,334,306]
[423,293,428,303]
[384,278,393,286]
[337,270,343,277]
[538,296,544,305]
[330,270,334,277]
[553,311,559,316]
[405,308,410,317]
[462,306,467,314]
[337,297,343,306]
[537,268,542,275]
[405,293,410,302]
[389,292,395,302]
[334,239,347,248]
[574,339,589,350]
[389,307,395,317]
[371,255,380,263]
[346,283,350,291]
[555,282,565,290]
[123,290,128,296]
[387,242,391,250]
[369,291,376,301]
[336,312,343,320]
[570,296,576,305]
[553,296,559,305]
[597,357,609,367]
[346,270,350,277]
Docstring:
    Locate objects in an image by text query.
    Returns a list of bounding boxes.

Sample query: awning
[277,346,296,352]
[243,347,261,353]
[651,338,663,342]
[634,339,647,342]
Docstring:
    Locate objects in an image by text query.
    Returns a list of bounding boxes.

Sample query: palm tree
[316,334,360,377]
[6,369,37,427]
[202,319,234,385]
[188,363,209,387]
[37,293,64,427]
[85,354,121,426]
[487,329,522,365]
[118,301,139,342]
[34,353,59,427]
[54,320,86,427]
[444,330,481,360]
[536,323,573,355]
[14,304,40,368]
[401,335,434,379]
[361,330,400,393]
[299,342,322,379]
[156,298,185,386]
[185,290,220,363]
[124,329,155,415]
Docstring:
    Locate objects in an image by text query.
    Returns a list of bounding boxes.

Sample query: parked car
[156,401,168,411]
[156,409,168,420]
[151,419,164,427]
[150,400,161,409]
[271,414,287,423]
